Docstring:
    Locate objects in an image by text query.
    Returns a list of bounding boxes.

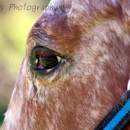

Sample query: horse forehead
[27,0,120,61]
[30,0,118,34]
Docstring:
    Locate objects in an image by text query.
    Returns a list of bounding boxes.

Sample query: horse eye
[31,46,62,73]
[35,53,61,70]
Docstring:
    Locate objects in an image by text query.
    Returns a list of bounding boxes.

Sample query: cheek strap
[95,79,130,130]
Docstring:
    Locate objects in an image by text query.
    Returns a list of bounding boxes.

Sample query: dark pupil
[37,54,58,69]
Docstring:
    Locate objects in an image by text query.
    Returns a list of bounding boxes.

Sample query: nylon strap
[94,90,130,130]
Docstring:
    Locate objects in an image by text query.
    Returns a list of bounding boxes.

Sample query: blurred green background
[0,0,50,128]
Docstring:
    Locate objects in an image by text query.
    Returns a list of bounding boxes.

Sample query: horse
[2,0,130,129]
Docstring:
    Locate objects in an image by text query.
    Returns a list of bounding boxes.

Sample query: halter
[95,79,130,130]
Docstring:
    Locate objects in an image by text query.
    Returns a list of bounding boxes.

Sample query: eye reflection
[31,46,62,71]
[36,52,61,69]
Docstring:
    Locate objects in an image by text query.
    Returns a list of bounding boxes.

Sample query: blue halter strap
[95,79,130,130]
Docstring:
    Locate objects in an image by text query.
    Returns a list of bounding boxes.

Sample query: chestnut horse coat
[2,0,130,129]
